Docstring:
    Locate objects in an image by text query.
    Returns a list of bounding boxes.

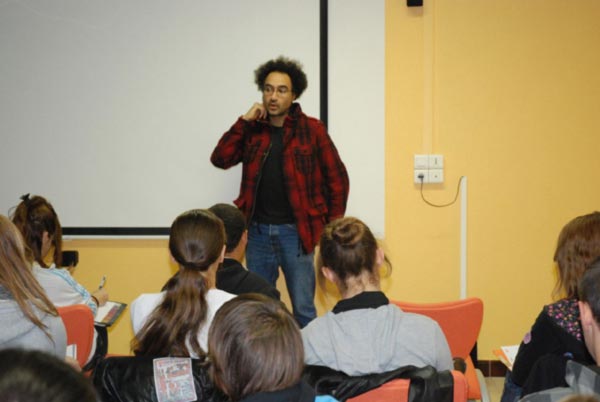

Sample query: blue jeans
[500,372,522,402]
[246,222,317,328]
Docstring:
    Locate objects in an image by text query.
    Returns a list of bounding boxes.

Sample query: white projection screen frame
[0,0,384,237]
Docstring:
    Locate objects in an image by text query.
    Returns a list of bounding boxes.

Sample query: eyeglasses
[263,85,290,96]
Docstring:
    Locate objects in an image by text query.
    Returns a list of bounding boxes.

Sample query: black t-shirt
[253,126,295,224]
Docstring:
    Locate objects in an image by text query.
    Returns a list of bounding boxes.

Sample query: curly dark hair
[254,56,308,98]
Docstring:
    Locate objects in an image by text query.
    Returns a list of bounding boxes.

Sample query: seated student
[11,195,109,311]
[0,215,66,358]
[209,203,280,299]
[93,355,223,402]
[301,216,453,376]
[208,293,337,402]
[520,259,600,402]
[163,203,279,300]
[0,348,98,402]
[11,194,108,368]
[501,212,600,402]
[131,209,235,357]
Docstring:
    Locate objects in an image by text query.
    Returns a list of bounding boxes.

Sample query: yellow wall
[385,0,600,359]
[66,239,176,355]
[69,0,600,359]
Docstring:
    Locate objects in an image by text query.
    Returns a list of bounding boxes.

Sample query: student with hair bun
[301,216,453,375]
[131,209,235,357]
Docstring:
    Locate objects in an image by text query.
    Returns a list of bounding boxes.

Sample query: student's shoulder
[207,288,236,304]
[392,306,441,328]
[33,264,74,284]
[131,292,164,309]
[301,312,335,336]
[542,297,578,317]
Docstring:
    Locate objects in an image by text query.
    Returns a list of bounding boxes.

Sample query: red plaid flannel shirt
[211,103,349,253]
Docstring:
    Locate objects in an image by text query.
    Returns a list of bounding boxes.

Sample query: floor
[484,376,505,402]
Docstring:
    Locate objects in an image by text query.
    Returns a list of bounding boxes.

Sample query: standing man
[210,56,349,327]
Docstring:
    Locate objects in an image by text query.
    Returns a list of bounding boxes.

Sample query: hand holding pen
[92,275,109,307]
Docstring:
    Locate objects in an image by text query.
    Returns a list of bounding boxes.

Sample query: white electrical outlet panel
[414,169,428,183]
[414,154,429,169]
[429,154,444,169]
[413,154,444,184]
[429,169,444,183]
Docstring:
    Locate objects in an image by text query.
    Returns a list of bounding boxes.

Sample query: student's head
[0,348,98,402]
[0,215,57,335]
[208,294,303,401]
[578,258,600,361]
[133,209,226,357]
[208,203,246,253]
[11,194,62,267]
[553,212,600,299]
[317,217,388,294]
[169,209,226,273]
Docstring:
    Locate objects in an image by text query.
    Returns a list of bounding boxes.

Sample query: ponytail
[132,209,225,357]
[132,269,209,357]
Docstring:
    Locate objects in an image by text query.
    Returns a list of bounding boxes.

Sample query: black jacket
[303,365,455,402]
[93,356,228,402]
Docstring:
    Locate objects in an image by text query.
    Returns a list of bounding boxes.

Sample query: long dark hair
[11,194,63,267]
[132,209,225,357]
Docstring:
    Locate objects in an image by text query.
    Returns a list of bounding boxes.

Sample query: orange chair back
[57,305,95,367]
[392,298,483,359]
[347,370,468,402]
[392,298,484,400]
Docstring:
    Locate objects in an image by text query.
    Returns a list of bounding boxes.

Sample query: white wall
[330,0,385,236]
[0,0,384,235]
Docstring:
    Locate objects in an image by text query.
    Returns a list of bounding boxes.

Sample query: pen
[99,275,106,289]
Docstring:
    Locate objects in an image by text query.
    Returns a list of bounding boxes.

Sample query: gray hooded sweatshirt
[0,287,66,358]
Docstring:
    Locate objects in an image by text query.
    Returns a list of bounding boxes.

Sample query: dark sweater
[511,298,594,396]
[217,258,280,300]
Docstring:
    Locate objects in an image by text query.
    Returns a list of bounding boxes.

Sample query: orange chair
[347,370,468,402]
[392,298,489,402]
[57,305,95,368]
